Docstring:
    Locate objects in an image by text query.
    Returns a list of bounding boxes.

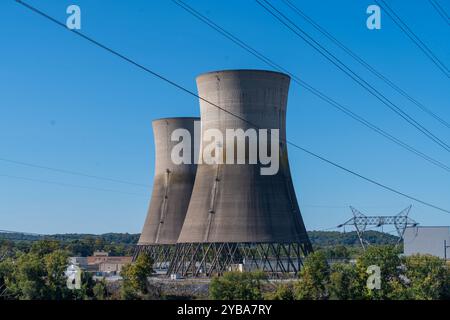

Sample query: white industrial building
[403,226,450,259]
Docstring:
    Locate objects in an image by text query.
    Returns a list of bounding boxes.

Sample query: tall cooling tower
[135,117,199,267]
[170,70,312,277]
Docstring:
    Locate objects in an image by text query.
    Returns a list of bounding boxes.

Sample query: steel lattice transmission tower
[337,205,418,250]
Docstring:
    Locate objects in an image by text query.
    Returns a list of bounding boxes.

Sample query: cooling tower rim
[152,116,200,123]
[196,69,290,81]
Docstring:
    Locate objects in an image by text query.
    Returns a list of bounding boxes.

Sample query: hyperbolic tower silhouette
[135,117,199,268]
[169,70,312,277]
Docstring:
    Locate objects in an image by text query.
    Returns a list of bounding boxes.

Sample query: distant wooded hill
[308,230,399,247]
[0,230,398,246]
[0,232,139,243]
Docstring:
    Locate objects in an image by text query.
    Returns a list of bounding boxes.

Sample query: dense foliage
[208,246,449,301]
[210,271,267,300]
[1,235,448,300]
[0,239,132,300]
[294,251,331,299]
[0,244,79,299]
[1,230,397,255]
[120,253,157,300]
[0,233,138,257]
[308,230,399,247]
[265,246,450,300]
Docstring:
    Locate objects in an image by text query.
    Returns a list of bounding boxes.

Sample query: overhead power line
[281,0,450,129]
[0,173,147,197]
[428,0,450,26]
[0,157,151,188]
[256,0,450,152]
[9,0,446,189]
[171,0,450,174]
[14,0,450,214]
[376,0,450,78]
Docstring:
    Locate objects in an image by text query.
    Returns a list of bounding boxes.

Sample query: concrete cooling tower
[135,117,199,267]
[169,70,312,277]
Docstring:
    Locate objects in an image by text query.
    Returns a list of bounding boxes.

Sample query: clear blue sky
[1,0,449,234]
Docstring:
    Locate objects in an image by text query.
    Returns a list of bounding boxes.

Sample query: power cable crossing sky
[1,0,449,233]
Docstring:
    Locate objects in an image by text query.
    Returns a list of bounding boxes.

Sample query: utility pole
[444,240,450,260]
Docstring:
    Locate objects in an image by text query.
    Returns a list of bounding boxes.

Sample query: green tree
[321,245,351,260]
[328,263,362,300]
[94,238,105,252]
[331,245,350,260]
[294,251,330,300]
[44,250,71,299]
[4,248,73,300]
[69,271,97,300]
[0,258,14,299]
[264,282,295,300]
[402,254,450,300]
[105,244,127,256]
[66,240,93,257]
[0,240,14,260]
[6,253,47,299]
[30,240,60,256]
[387,278,411,300]
[120,253,154,300]
[93,279,109,300]
[120,279,139,300]
[356,245,402,299]
[209,271,267,300]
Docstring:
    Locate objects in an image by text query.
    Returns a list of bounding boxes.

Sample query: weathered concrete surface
[177,70,311,246]
[138,117,199,245]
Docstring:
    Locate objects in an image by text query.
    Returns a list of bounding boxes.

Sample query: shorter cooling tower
[169,70,312,277]
[135,117,199,267]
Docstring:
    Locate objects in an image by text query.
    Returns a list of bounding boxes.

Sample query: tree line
[0,239,154,300]
[210,247,450,300]
[1,238,448,300]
